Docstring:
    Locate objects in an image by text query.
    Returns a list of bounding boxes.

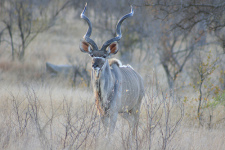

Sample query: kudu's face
[80,40,119,78]
[92,57,105,78]
[79,3,133,78]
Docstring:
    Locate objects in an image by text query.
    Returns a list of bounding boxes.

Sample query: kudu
[79,4,144,137]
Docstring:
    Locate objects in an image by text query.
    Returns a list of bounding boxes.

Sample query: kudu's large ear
[108,42,119,55]
[80,39,92,53]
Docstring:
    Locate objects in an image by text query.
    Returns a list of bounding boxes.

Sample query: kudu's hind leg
[120,110,139,149]
[121,102,141,150]
[130,107,140,137]
[131,95,144,137]
[120,102,141,138]
[120,112,136,137]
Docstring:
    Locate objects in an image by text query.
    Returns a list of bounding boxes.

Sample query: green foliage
[190,50,221,127]
[214,90,225,107]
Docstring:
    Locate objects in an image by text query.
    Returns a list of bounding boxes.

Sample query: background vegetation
[0,0,225,149]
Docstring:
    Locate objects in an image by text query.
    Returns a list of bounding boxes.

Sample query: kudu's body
[79,4,144,137]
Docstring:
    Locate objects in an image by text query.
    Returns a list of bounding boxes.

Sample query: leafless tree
[0,0,72,61]
[135,0,225,89]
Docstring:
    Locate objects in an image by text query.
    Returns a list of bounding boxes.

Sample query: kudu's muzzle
[92,57,106,78]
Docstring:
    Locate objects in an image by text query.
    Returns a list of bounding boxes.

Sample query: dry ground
[0,12,225,150]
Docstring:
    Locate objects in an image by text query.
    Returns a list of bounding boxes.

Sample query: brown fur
[95,90,106,115]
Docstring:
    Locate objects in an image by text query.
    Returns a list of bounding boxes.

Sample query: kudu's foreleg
[100,110,118,139]
[101,115,109,134]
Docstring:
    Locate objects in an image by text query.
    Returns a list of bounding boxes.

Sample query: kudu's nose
[92,63,98,68]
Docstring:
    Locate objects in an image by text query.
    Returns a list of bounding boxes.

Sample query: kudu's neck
[92,60,114,115]
[92,60,113,92]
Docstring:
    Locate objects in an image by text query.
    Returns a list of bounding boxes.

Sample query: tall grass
[0,79,225,149]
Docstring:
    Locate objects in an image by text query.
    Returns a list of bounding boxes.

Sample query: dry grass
[1,81,225,150]
[0,14,225,150]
